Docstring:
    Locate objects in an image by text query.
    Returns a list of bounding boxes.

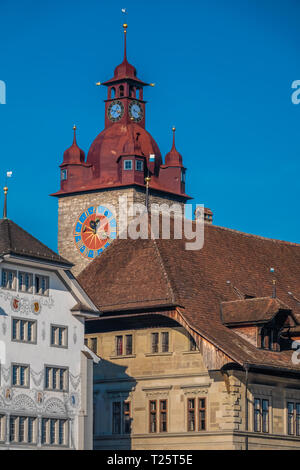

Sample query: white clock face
[129,101,143,122]
[108,100,124,122]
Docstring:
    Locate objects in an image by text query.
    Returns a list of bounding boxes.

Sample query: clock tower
[52,24,191,275]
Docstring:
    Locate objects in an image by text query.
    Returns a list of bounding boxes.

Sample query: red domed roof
[165,128,183,167]
[86,123,162,177]
[63,126,85,164]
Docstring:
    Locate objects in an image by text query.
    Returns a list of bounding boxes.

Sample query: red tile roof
[78,219,300,372]
[221,297,292,326]
[0,218,71,266]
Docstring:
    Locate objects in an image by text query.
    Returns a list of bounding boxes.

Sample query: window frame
[61,169,68,181]
[44,365,69,392]
[41,417,68,446]
[34,274,49,296]
[253,397,269,433]
[114,334,133,357]
[18,271,33,294]
[9,415,38,445]
[149,400,157,433]
[1,268,17,291]
[124,160,133,171]
[50,324,68,349]
[12,317,37,344]
[11,363,30,389]
[135,160,144,172]
[187,397,207,432]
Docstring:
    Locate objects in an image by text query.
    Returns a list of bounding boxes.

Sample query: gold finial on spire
[123,23,128,60]
[172,126,176,132]
[73,124,76,131]
[3,186,8,219]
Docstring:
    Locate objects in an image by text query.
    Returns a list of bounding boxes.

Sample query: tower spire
[3,186,8,219]
[172,126,176,149]
[73,124,77,145]
[123,23,128,61]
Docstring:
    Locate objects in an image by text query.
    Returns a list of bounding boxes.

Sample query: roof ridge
[207,222,300,247]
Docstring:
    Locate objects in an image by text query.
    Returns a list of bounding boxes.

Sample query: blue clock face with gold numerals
[74,206,117,259]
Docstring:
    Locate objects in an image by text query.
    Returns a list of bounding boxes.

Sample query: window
[35,275,49,296]
[12,364,29,388]
[260,328,279,352]
[161,332,169,353]
[151,331,170,354]
[189,336,197,351]
[287,402,300,436]
[0,415,6,442]
[187,398,195,431]
[159,400,168,432]
[149,400,157,433]
[112,402,121,434]
[119,85,124,97]
[116,336,123,356]
[136,160,144,172]
[124,160,133,170]
[41,418,68,446]
[199,398,206,431]
[51,325,68,348]
[187,398,207,432]
[45,367,68,392]
[115,334,133,356]
[112,401,131,435]
[125,335,132,355]
[18,272,33,293]
[254,398,269,433]
[149,400,168,433]
[124,402,131,434]
[61,170,68,181]
[90,337,98,354]
[1,269,16,290]
[10,416,37,444]
[12,318,37,343]
[181,170,186,183]
[151,333,159,353]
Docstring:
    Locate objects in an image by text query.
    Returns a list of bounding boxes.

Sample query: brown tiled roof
[0,218,71,266]
[221,297,292,326]
[78,220,300,372]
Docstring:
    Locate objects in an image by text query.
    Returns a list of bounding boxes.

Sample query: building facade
[0,216,99,449]
[80,222,300,450]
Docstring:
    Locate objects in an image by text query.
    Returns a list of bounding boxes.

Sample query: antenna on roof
[3,171,13,219]
[145,170,151,212]
[270,268,276,298]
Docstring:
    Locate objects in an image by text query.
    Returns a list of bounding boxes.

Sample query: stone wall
[57,187,187,275]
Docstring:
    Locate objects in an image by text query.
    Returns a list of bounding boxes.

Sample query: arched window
[111,87,116,99]
[136,88,140,100]
[129,86,135,98]
[119,85,124,97]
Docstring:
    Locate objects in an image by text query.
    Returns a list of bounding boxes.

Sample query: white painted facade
[0,254,99,449]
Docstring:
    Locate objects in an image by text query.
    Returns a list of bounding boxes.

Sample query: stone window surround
[11,317,37,345]
[248,385,273,434]
[50,324,68,349]
[44,365,69,393]
[11,363,30,389]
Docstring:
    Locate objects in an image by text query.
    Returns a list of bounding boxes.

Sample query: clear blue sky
[0,0,300,251]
